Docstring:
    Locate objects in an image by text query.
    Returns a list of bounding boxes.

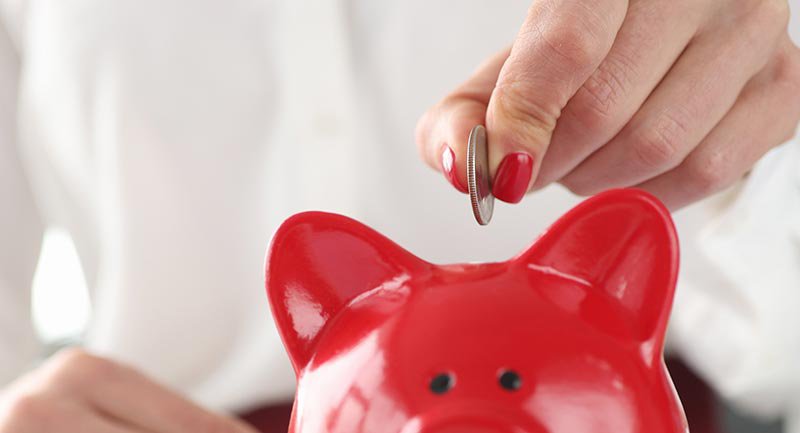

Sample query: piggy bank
[265,189,688,433]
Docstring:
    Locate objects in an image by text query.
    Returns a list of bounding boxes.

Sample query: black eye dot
[498,370,522,391]
[429,373,455,394]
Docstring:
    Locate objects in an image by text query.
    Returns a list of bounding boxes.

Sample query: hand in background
[0,349,258,433]
[417,0,800,209]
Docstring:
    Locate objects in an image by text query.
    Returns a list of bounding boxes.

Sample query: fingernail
[492,152,534,204]
[440,144,468,194]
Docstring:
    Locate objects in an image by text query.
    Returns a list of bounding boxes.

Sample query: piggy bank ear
[266,212,428,372]
[519,189,678,350]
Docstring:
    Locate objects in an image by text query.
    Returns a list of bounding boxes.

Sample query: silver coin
[467,124,494,225]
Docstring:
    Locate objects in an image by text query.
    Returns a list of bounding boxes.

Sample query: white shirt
[1,0,799,427]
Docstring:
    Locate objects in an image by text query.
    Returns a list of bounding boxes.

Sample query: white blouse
[1,0,799,427]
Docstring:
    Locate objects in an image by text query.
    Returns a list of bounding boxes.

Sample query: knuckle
[51,348,93,373]
[773,45,800,90]
[5,394,43,420]
[683,152,734,195]
[757,0,790,29]
[48,348,118,387]
[538,23,603,70]
[570,56,634,132]
[630,113,689,171]
[573,75,617,128]
[492,81,559,137]
[728,0,787,53]
[735,0,786,22]
[51,347,91,366]
[2,394,50,429]
[527,0,615,71]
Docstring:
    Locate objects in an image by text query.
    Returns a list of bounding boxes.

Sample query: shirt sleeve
[670,137,800,424]
[0,19,45,387]
[669,3,800,424]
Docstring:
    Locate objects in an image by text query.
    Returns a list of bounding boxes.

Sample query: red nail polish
[441,145,468,194]
[492,152,534,204]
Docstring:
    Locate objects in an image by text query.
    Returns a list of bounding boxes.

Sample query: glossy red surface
[491,152,533,204]
[265,189,688,433]
[440,144,468,194]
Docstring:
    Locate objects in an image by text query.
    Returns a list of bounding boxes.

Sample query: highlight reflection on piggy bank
[265,189,688,433]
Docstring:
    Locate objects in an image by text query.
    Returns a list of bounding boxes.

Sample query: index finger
[49,350,258,433]
[485,0,627,202]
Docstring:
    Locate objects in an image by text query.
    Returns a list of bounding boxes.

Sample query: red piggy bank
[265,189,688,433]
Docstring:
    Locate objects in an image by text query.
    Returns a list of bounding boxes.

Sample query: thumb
[486,0,627,203]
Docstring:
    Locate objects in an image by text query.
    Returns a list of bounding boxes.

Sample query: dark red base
[668,358,722,433]
[240,402,292,433]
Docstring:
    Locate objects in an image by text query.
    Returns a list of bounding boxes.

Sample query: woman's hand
[417,0,800,209]
[0,349,258,433]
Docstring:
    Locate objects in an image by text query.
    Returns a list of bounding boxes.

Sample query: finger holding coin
[415,48,510,196]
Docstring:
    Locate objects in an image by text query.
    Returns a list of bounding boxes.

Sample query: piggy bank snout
[419,426,523,433]
[409,412,541,433]
[423,427,502,433]
[401,398,546,433]
[416,423,539,433]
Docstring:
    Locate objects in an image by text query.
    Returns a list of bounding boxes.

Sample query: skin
[417,0,800,209]
[3,1,798,430]
[0,349,258,433]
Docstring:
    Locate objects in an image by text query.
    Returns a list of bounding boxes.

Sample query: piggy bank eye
[498,370,522,391]
[429,373,455,394]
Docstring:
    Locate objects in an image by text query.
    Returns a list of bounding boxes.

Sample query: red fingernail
[440,145,468,194]
[492,152,534,204]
